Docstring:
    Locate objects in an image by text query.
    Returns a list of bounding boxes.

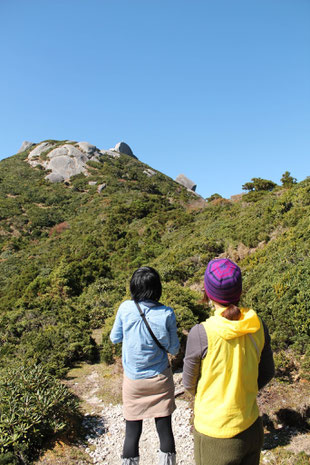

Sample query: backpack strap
[248,333,260,359]
[135,301,168,353]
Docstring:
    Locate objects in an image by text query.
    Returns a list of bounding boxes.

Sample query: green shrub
[242,177,277,192]
[0,364,80,462]
[206,193,222,202]
[281,171,297,187]
[19,324,98,377]
[101,314,122,363]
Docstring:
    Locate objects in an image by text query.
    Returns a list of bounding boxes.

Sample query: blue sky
[1,0,309,198]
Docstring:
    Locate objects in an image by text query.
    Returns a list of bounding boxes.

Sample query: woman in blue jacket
[110,266,180,465]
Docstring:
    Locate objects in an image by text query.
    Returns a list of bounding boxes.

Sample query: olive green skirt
[194,416,264,465]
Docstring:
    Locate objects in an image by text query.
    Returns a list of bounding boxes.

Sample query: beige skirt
[122,367,176,421]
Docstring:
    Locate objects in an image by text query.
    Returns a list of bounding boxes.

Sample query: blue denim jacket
[110,300,180,380]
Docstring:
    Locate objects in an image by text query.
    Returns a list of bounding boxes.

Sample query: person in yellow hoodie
[183,258,275,465]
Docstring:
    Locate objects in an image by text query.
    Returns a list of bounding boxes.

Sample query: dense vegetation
[0,141,309,461]
[0,365,79,464]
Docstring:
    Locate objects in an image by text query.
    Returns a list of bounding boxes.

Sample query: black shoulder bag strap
[135,301,168,353]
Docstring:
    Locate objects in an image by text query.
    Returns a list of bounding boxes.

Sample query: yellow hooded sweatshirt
[194,307,265,438]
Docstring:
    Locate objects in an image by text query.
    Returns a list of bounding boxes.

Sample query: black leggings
[122,415,175,458]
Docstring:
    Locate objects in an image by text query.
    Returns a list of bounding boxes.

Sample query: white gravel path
[80,372,310,465]
[83,399,195,465]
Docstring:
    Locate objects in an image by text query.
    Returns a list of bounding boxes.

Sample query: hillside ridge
[0,140,309,463]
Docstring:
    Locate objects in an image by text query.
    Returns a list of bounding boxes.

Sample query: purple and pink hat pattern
[204,258,242,305]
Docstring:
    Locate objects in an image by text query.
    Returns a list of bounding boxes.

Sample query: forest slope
[0,141,309,462]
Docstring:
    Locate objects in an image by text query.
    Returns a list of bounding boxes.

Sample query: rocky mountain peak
[20,139,199,193]
[24,140,136,183]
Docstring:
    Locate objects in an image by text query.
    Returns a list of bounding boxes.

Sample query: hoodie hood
[207,307,261,340]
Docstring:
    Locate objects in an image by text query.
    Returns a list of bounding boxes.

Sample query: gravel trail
[83,398,194,465]
[71,370,310,465]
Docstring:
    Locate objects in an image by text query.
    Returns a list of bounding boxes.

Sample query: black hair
[130,266,162,302]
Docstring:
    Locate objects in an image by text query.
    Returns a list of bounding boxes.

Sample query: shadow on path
[262,408,310,450]
[83,413,107,439]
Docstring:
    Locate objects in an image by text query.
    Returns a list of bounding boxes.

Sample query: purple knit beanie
[204,258,242,305]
